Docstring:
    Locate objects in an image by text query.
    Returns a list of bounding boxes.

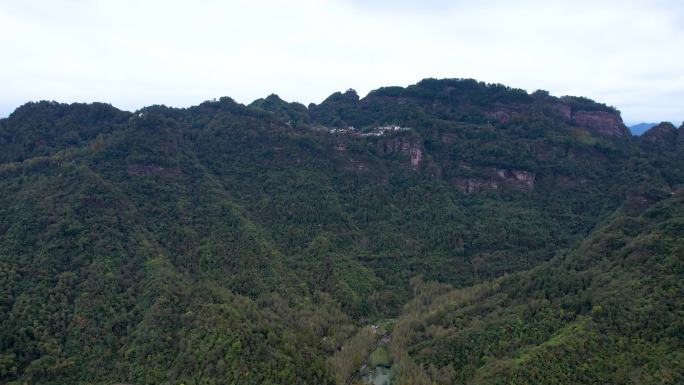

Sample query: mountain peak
[641,121,678,143]
[0,101,130,162]
[7,100,126,122]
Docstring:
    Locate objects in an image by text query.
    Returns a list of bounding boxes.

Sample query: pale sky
[1,0,682,125]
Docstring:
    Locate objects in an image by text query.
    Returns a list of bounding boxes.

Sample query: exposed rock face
[482,99,629,138]
[572,110,630,137]
[377,136,423,168]
[497,168,536,191]
[454,178,499,194]
[410,147,422,167]
[454,168,535,194]
[641,122,678,144]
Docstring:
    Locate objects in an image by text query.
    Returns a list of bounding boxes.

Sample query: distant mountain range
[629,122,658,135]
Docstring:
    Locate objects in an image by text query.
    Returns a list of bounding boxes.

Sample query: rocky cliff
[571,110,630,137]
[454,168,536,194]
[376,135,423,168]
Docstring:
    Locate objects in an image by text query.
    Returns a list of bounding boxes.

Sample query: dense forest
[0,78,682,385]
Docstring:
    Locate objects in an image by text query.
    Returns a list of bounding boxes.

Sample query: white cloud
[0,0,682,124]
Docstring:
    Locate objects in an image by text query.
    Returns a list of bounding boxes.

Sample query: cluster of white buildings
[326,124,411,136]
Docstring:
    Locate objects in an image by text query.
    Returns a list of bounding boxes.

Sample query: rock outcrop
[572,110,630,137]
[497,169,536,191]
[454,178,499,194]
[454,168,535,194]
[482,98,629,138]
[377,136,423,168]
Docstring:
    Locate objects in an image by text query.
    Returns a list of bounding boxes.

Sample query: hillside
[388,189,684,384]
[0,79,682,385]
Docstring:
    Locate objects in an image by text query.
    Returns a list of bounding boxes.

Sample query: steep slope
[388,189,683,385]
[0,107,348,384]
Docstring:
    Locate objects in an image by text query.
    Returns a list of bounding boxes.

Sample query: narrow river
[356,332,394,385]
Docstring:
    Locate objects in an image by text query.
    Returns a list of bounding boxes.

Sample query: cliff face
[497,168,536,191]
[454,178,499,194]
[454,168,536,194]
[485,101,630,138]
[572,110,630,137]
[376,135,423,168]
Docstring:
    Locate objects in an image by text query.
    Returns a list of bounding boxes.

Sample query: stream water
[361,365,392,385]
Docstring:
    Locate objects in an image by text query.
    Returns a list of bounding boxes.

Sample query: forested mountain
[0,78,682,385]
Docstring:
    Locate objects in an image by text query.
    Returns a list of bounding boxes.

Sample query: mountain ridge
[4,78,632,144]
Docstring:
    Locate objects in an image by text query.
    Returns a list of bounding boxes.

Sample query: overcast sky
[1,0,682,124]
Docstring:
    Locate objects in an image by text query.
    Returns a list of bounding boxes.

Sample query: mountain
[641,122,678,143]
[0,78,681,385]
[629,122,657,135]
